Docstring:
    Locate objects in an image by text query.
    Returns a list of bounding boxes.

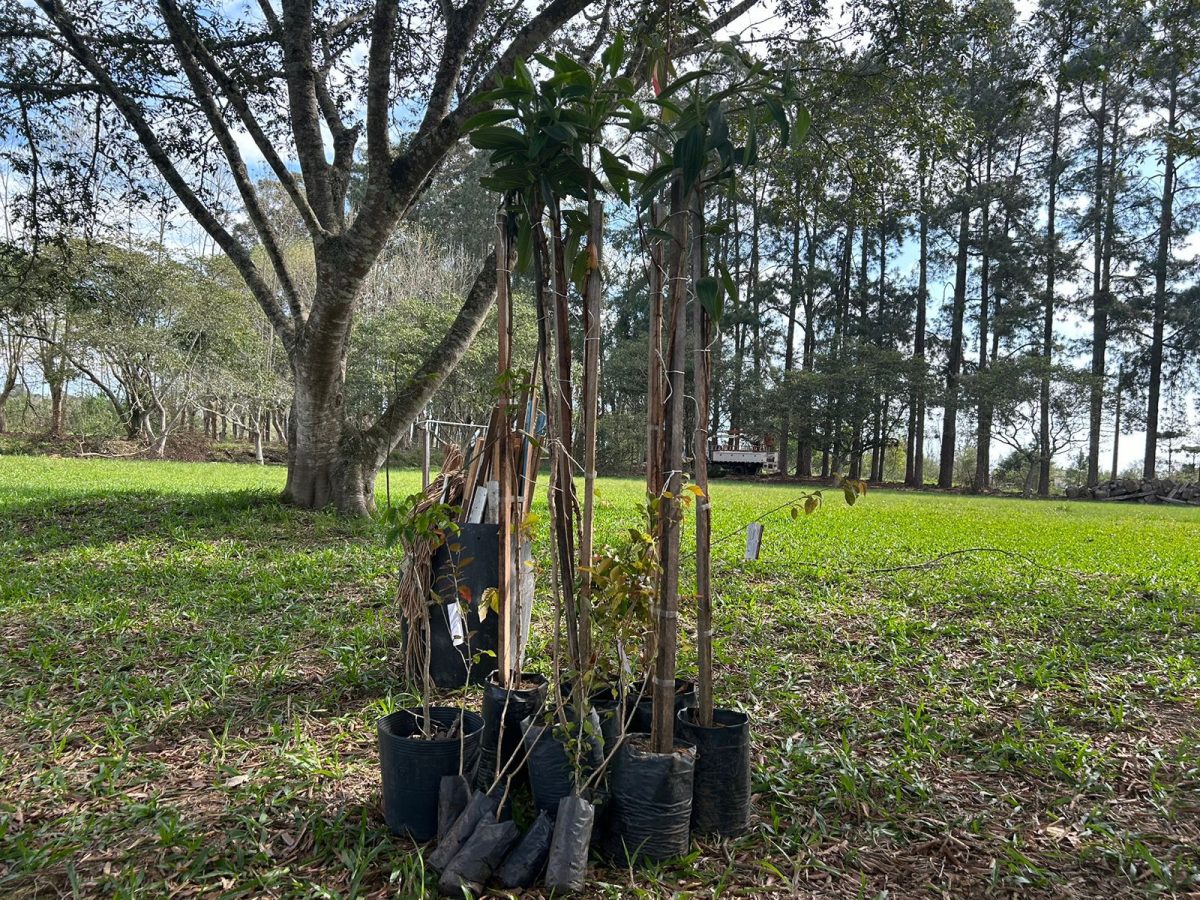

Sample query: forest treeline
[1,0,1197,491]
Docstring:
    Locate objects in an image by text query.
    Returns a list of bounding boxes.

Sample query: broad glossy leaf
[695,275,723,325]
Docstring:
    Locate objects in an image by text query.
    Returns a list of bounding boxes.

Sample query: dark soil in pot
[377,707,483,842]
[476,672,548,791]
[629,677,697,733]
[676,707,751,836]
[607,734,696,864]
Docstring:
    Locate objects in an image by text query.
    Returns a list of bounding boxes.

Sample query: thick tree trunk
[48,378,67,437]
[283,357,373,515]
[126,406,149,441]
[0,377,15,433]
[282,248,498,515]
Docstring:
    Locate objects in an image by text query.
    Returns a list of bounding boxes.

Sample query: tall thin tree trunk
[1039,84,1064,495]
[1144,72,1177,480]
[651,176,688,756]
[1086,83,1108,488]
[48,376,66,438]
[691,186,714,726]
[799,212,818,478]
[939,183,971,490]
[975,148,993,492]
[646,202,665,496]
[1111,364,1123,482]
[907,156,930,487]
[778,189,802,477]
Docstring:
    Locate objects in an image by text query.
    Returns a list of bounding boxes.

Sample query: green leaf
[658,68,712,99]
[468,125,527,152]
[764,97,789,146]
[793,105,812,145]
[513,57,534,92]
[738,123,759,167]
[602,32,625,78]
[599,147,631,204]
[636,162,675,207]
[462,108,518,132]
[695,275,723,325]
[718,262,739,306]
[516,218,533,274]
[675,124,705,193]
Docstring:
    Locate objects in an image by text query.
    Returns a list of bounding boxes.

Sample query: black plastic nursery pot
[607,735,696,864]
[629,677,697,733]
[521,708,604,816]
[545,792,596,895]
[377,707,483,842]
[425,523,501,689]
[476,671,548,791]
[676,707,752,836]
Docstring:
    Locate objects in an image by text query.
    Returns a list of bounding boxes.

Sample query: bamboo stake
[495,211,518,688]
[547,202,582,672]
[578,196,603,675]
[651,174,688,755]
[691,184,714,727]
[645,201,665,498]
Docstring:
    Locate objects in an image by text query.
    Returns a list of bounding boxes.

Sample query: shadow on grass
[0,488,372,555]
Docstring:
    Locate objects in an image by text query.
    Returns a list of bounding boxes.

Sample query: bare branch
[158,0,305,323]
[278,0,336,229]
[179,14,326,240]
[420,0,491,134]
[364,0,397,180]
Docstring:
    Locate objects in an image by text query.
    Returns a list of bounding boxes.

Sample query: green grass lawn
[1,456,1198,898]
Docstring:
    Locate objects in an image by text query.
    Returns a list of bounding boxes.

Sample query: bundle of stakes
[394,444,466,686]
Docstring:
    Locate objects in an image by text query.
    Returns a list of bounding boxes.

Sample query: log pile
[1066,478,1200,505]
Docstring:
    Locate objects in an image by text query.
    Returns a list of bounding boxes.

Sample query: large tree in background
[0,0,756,513]
[1141,0,1199,479]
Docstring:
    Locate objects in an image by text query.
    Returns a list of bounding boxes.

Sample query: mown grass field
[1,456,1198,898]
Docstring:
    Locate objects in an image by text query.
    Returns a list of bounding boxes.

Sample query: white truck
[709,432,778,477]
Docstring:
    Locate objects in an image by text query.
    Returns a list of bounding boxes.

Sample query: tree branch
[158,0,305,323]
[364,0,397,180]
[278,0,336,229]
[179,12,326,240]
[419,0,490,134]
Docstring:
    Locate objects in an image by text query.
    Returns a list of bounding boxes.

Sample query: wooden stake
[652,174,688,755]
[645,201,665,498]
[578,196,603,673]
[422,423,431,490]
[691,184,714,727]
[495,213,518,688]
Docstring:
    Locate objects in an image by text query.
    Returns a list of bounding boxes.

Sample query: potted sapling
[467,48,634,894]
[609,50,810,858]
[377,487,484,843]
